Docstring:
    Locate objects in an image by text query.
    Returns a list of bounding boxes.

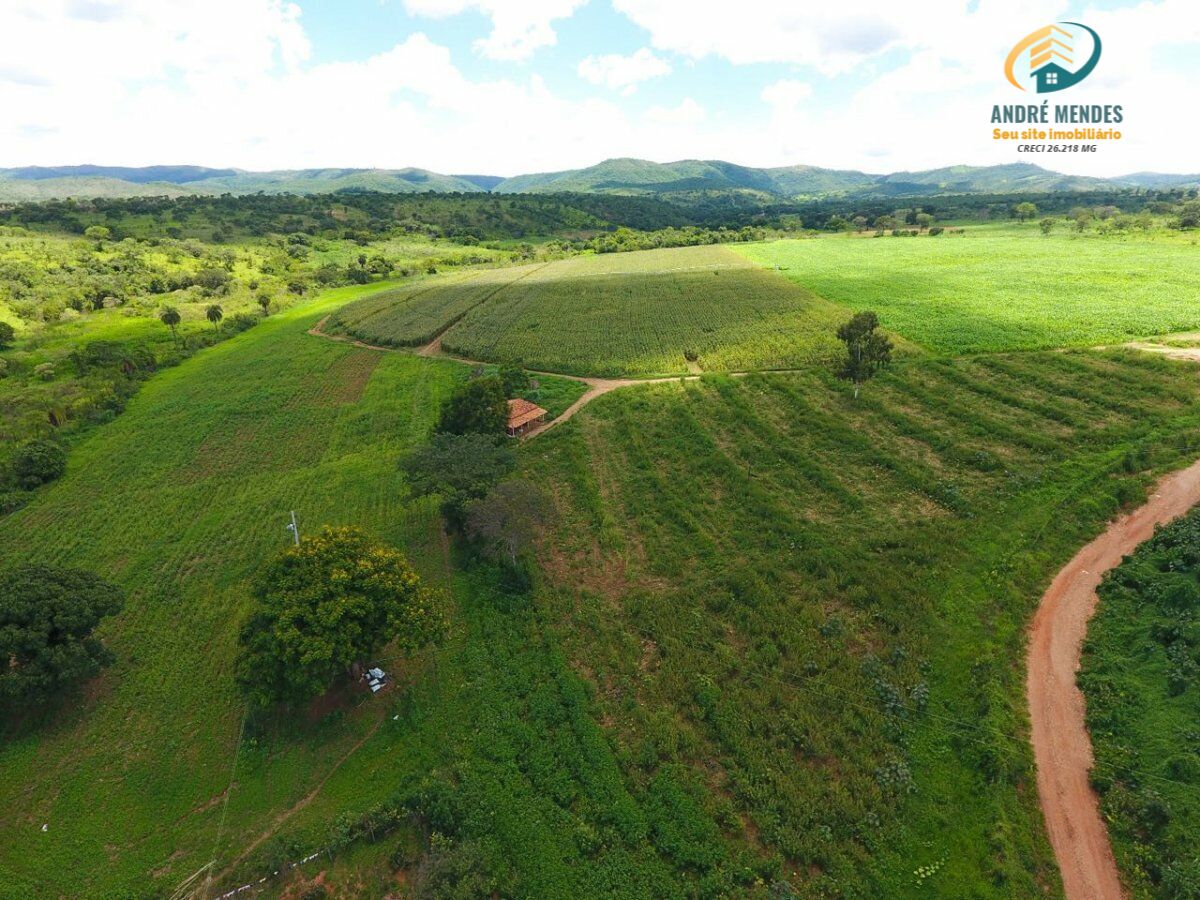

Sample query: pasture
[525,350,1200,895]
[737,226,1200,354]
[332,246,850,377]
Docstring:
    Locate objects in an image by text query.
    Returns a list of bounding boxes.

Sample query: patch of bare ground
[1029,457,1200,900]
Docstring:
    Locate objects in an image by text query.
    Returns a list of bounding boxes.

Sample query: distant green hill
[1,159,1195,200]
[493,157,879,196]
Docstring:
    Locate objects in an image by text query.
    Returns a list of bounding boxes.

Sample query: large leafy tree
[403,432,516,530]
[0,564,124,708]
[236,526,447,707]
[835,311,893,399]
[435,375,507,437]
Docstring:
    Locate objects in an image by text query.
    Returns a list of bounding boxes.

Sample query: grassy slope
[523,351,1200,896]
[1080,510,1200,897]
[0,284,462,895]
[736,227,1200,354]
[0,283,762,899]
[335,246,853,378]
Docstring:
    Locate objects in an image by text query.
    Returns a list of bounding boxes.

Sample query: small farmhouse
[506,398,547,437]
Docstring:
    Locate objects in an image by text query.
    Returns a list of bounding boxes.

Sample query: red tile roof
[507,398,547,429]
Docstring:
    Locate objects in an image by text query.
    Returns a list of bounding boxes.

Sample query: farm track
[1028,457,1200,900]
[308,315,811,441]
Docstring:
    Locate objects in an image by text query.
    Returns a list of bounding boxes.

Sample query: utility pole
[286,510,300,546]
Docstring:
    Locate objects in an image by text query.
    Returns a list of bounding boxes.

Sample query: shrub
[11,439,67,489]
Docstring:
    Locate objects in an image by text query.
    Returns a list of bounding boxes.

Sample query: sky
[1,0,1197,177]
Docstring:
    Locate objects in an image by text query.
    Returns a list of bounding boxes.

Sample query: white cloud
[644,97,705,126]
[578,47,670,95]
[611,0,966,76]
[403,0,587,60]
[761,79,812,113]
[0,0,1197,178]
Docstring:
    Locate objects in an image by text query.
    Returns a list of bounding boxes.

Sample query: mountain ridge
[1,159,1195,201]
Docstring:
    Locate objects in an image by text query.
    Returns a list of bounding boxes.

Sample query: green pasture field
[333,245,851,377]
[0,283,460,895]
[8,248,1200,896]
[524,349,1200,896]
[0,283,761,899]
[736,226,1200,354]
[1080,509,1200,898]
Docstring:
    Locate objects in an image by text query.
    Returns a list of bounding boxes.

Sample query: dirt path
[1028,458,1200,900]
[206,712,387,893]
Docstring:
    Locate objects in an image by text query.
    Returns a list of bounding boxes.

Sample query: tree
[257,293,272,315]
[193,267,231,292]
[436,375,507,437]
[403,432,516,529]
[1039,218,1055,236]
[159,305,181,345]
[205,304,224,330]
[0,564,124,708]
[235,526,446,707]
[1014,202,1038,222]
[11,439,67,489]
[915,212,935,230]
[465,480,551,567]
[498,362,530,398]
[835,311,893,399]
[0,321,14,349]
[83,225,111,243]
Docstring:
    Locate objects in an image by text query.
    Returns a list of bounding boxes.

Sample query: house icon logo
[1004,23,1101,93]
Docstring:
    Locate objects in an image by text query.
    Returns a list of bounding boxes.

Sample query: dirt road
[1027,458,1200,900]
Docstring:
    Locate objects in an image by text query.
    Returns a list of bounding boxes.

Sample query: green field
[524,350,1200,895]
[1080,510,1200,898]
[7,201,1200,898]
[333,246,850,377]
[328,265,542,348]
[737,227,1200,354]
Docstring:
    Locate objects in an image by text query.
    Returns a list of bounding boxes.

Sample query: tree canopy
[0,564,124,708]
[236,526,447,707]
[465,480,551,567]
[403,432,516,529]
[435,375,507,437]
[835,311,893,399]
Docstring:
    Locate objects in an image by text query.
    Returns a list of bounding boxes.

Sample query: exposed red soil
[1027,458,1200,899]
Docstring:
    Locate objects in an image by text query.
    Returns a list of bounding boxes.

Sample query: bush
[11,439,67,489]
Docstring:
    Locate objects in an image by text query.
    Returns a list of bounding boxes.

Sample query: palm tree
[205,304,224,331]
[159,306,181,346]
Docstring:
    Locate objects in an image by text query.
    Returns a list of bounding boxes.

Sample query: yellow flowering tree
[236,526,447,707]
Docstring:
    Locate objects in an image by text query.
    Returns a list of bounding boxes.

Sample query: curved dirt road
[1028,458,1200,900]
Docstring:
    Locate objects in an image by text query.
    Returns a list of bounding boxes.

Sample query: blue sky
[0,0,1196,176]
